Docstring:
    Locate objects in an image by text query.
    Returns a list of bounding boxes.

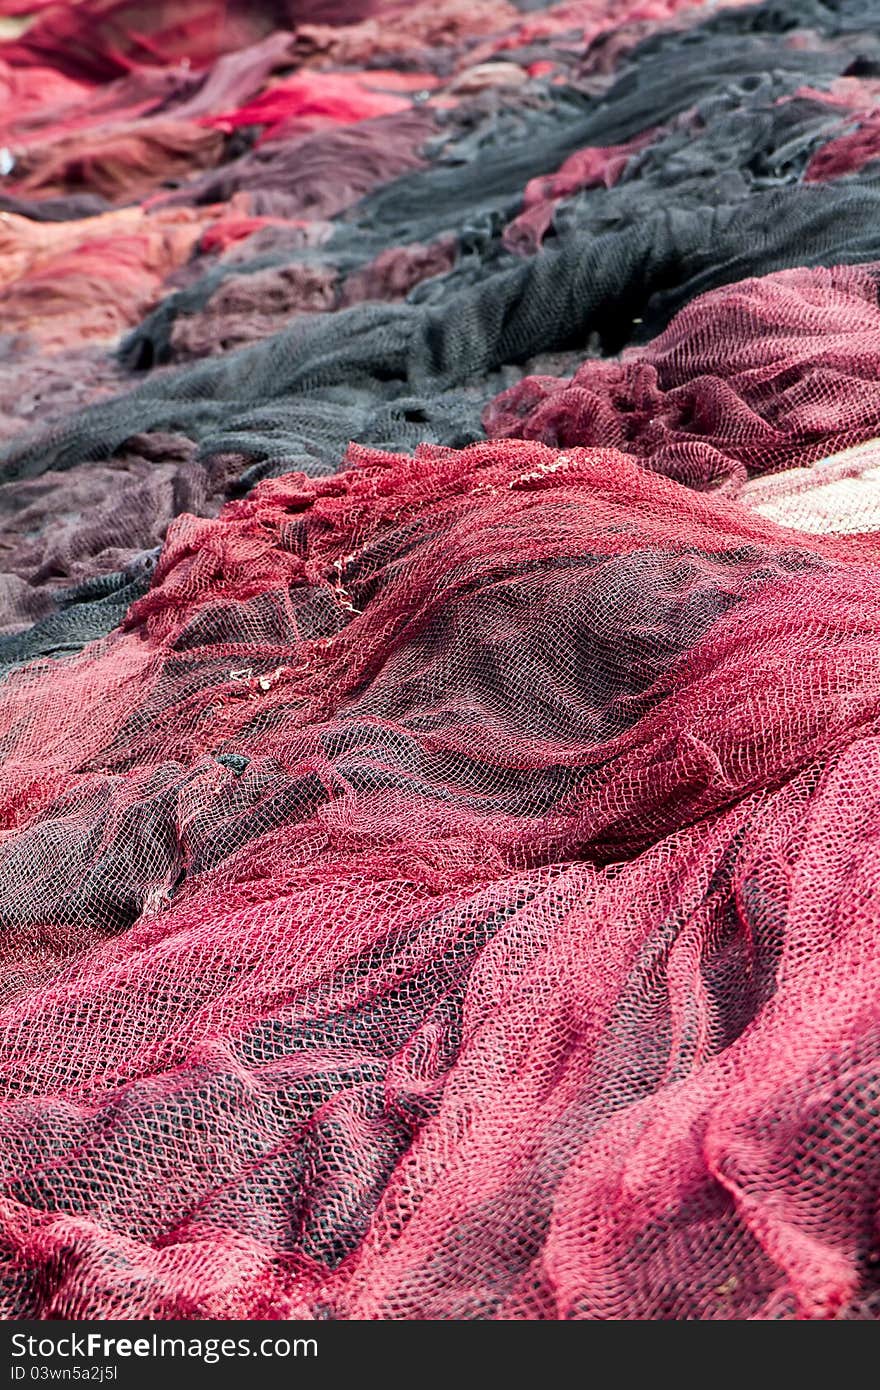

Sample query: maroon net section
[0,438,878,1318]
[806,114,880,182]
[484,263,880,498]
[0,1,386,81]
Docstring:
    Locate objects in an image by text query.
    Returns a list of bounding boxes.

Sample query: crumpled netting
[1,0,880,681]
[484,262,880,496]
[0,32,294,168]
[474,0,753,58]
[0,438,879,1319]
[0,206,213,351]
[805,109,880,182]
[337,30,857,254]
[7,119,226,204]
[0,431,223,638]
[13,174,880,495]
[202,69,417,143]
[284,0,704,75]
[10,176,880,669]
[0,554,155,675]
[165,239,459,363]
[0,0,385,81]
[154,108,438,229]
[124,4,880,371]
[501,127,658,256]
[5,0,880,1321]
[0,343,124,443]
[531,85,861,247]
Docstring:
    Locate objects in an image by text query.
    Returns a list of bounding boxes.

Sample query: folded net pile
[0,0,879,1320]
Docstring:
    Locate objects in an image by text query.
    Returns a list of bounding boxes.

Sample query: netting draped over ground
[0,440,878,1317]
[1,0,880,1321]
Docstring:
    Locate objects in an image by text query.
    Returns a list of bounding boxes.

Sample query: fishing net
[3,0,880,1323]
[0,437,878,1318]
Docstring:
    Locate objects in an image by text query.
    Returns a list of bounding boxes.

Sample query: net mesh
[0,438,878,1318]
[485,262,880,498]
[3,0,880,1323]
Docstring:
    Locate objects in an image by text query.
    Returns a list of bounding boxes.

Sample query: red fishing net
[485,263,880,497]
[4,0,880,1326]
[202,71,417,144]
[0,2,387,80]
[806,112,880,182]
[0,436,878,1318]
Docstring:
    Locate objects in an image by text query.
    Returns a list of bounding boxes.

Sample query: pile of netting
[0,0,879,1320]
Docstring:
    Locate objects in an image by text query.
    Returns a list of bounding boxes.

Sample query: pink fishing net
[0,436,878,1318]
[485,263,880,496]
[2,0,880,1325]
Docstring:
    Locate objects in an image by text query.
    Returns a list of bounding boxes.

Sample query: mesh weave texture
[0,439,879,1318]
[2,0,880,1322]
